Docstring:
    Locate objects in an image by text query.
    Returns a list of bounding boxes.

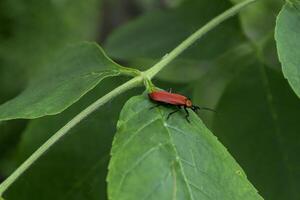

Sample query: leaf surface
[107,94,263,200]
[0,42,123,121]
[275,2,300,98]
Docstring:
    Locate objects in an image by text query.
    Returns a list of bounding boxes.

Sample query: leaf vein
[116,117,160,151]
[115,143,163,199]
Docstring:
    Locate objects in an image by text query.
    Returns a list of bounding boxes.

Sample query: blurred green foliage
[0,0,299,199]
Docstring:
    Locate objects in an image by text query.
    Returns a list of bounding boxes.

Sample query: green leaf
[275,3,300,98]
[107,95,263,200]
[0,42,124,121]
[212,63,300,199]
[105,0,245,81]
[3,79,139,200]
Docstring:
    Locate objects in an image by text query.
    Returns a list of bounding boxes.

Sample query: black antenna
[192,106,216,113]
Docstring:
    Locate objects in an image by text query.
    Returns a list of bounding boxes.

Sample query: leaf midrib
[155,108,195,200]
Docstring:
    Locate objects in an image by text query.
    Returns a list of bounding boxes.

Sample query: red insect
[148,89,214,122]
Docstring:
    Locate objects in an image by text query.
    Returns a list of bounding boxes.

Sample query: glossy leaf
[0,42,124,121]
[107,94,263,200]
[275,2,300,98]
[3,79,140,200]
[212,63,300,199]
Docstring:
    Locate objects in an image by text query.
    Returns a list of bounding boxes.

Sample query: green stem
[0,0,257,196]
[145,0,257,79]
[0,76,143,196]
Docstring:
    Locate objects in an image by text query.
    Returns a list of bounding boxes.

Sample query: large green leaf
[212,63,300,199]
[3,79,140,200]
[107,94,263,200]
[275,2,300,98]
[0,42,125,121]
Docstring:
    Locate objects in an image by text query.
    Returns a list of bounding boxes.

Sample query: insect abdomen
[149,91,187,105]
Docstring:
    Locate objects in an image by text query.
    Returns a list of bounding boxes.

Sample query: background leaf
[0,0,101,104]
[107,94,263,200]
[230,0,282,42]
[0,0,101,75]
[229,0,282,69]
[104,0,245,82]
[192,43,254,126]
[212,62,300,200]
[275,2,300,98]
[0,42,124,121]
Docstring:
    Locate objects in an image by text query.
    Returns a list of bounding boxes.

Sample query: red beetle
[149,89,214,122]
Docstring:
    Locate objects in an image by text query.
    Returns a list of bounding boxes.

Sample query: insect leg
[184,106,190,123]
[167,109,180,120]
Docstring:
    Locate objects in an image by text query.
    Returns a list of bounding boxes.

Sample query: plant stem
[0,0,257,196]
[145,0,257,79]
[0,76,143,196]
